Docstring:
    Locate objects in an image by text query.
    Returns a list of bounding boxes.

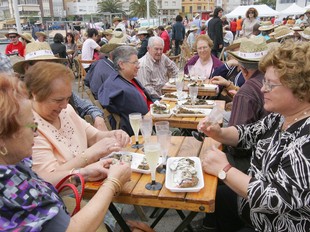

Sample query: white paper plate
[150,104,171,118]
[187,83,218,90]
[178,100,215,108]
[106,151,162,174]
[165,157,204,192]
[161,92,188,101]
[172,106,212,117]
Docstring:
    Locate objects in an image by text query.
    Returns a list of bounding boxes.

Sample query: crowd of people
[0,5,310,232]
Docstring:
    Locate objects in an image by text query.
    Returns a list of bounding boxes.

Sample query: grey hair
[238,61,259,70]
[112,46,138,71]
[148,36,164,48]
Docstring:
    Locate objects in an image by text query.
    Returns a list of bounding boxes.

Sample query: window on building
[164,1,168,6]
[190,6,192,13]
[279,0,295,3]
[197,6,201,10]
[172,1,176,6]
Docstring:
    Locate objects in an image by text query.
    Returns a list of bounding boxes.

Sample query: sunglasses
[9,36,17,39]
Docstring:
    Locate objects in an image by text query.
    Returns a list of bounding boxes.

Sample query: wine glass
[188,65,197,82]
[129,113,143,149]
[156,130,172,174]
[175,79,184,101]
[140,117,153,144]
[144,143,162,190]
[155,121,169,134]
[189,86,198,105]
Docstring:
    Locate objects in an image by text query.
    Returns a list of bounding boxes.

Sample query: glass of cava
[144,143,162,190]
[129,113,143,149]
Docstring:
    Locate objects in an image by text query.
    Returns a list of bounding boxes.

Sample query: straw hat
[273,27,294,40]
[34,21,42,25]
[13,42,67,74]
[227,37,268,63]
[165,25,172,30]
[299,27,310,40]
[189,25,199,32]
[258,21,277,31]
[225,37,248,51]
[100,43,122,54]
[112,17,122,23]
[35,31,47,38]
[5,29,19,38]
[20,33,35,43]
[292,25,303,31]
[305,8,310,14]
[136,28,149,36]
[102,29,113,35]
[194,13,200,18]
[109,31,127,44]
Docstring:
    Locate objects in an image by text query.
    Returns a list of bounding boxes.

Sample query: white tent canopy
[280,3,305,16]
[225,4,279,18]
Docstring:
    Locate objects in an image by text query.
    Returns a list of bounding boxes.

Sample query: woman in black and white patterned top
[198,40,310,232]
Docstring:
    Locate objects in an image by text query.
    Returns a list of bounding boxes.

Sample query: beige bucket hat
[299,27,310,40]
[35,31,47,38]
[112,17,122,23]
[100,43,122,54]
[258,21,277,31]
[227,37,268,63]
[136,28,149,36]
[20,33,35,43]
[5,29,19,38]
[13,42,67,74]
[189,25,199,32]
[109,31,127,44]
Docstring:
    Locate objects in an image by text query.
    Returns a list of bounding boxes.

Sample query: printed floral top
[0,158,70,231]
[236,113,310,231]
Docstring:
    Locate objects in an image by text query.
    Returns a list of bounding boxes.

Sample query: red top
[131,79,152,110]
[5,41,25,57]
[230,21,237,32]
[160,30,171,53]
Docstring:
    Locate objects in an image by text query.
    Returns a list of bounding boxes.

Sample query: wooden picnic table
[84,136,221,232]
[147,100,226,130]
[161,81,219,97]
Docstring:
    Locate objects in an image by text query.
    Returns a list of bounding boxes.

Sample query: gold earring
[0,146,8,156]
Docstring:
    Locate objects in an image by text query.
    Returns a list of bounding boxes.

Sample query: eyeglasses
[197,46,210,51]
[25,122,38,133]
[127,61,139,66]
[262,79,282,92]
[9,36,17,39]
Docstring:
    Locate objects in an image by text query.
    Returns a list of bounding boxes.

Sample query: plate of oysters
[150,101,171,118]
[106,151,162,174]
[165,157,204,192]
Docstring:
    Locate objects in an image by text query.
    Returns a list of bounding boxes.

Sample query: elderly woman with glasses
[198,40,310,231]
[0,74,131,231]
[184,34,223,80]
[24,62,130,185]
[242,7,259,37]
[98,46,153,136]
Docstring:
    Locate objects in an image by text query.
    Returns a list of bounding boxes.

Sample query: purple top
[184,54,223,78]
[0,158,70,231]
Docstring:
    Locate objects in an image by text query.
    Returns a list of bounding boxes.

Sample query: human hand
[111,130,130,147]
[228,89,238,96]
[80,158,112,181]
[201,145,229,176]
[89,137,124,160]
[93,116,108,131]
[197,116,222,138]
[108,162,131,186]
[210,76,230,87]
[127,220,155,232]
[226,59,238,67]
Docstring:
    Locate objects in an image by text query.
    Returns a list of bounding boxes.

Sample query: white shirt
[81,38,99,68]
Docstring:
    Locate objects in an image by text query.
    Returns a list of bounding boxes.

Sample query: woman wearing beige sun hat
[13,42,67,75]
[299,27,310,41]
[35,31,47,42]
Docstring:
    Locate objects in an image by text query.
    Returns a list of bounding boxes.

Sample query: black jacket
[208,17,223,51]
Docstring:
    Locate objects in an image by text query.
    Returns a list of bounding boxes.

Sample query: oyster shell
[170,158,199,188]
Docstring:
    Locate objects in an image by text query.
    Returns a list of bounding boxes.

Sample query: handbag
[55,173,85,216]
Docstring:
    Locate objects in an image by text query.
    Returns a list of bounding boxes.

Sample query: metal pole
[12,0,22,33]
[147,0,150,26]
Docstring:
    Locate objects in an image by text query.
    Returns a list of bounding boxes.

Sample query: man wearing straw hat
[112,16,126,34]
[84,43,121,99]
[5,29,24,57]
[201,36,270,232]
[13,42,108,131]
